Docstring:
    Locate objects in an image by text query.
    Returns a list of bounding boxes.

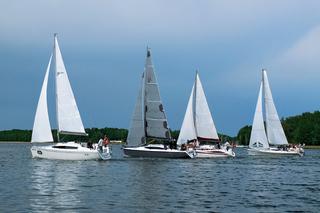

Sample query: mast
[262,69,267,142]
[193,70,198,137]
[53,33,59,142]
[143,47,149,139]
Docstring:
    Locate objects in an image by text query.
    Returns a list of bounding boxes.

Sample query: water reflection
[117,159,172,211]
[29,160,88,212]
[1,144,319,212]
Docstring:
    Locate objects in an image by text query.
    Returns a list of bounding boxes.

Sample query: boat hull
[195,145,235,158]
[247,148,303,156]
[196,149,235,158]
[30,142,111,160]
[123,146,196,159]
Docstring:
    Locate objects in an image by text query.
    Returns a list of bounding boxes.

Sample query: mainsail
[143,48,171,139]
[31,55,54,143]
[262,70,288,145]
[194,72,219,140]
[54,35,87,136]
[249,82,269,149]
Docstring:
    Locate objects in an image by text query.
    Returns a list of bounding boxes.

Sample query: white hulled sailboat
[30,34,111,160]
[177,71,235,157]
[248,69,304,156]
[123,48,196,158]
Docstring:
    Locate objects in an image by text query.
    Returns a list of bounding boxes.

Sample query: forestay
[54,35,87,136]
[249,82,269,149]
[31,55,54,143]
[262,70,288,145]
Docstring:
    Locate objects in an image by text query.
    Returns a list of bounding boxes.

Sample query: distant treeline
[6,109,318,144]
[237,111,320,145]
[0,128,235,143]
[0,128,128,143]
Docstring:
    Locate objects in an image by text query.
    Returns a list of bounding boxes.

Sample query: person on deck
[98,137,103,152]
[225,141,231,151]
[217,142,221,149]
[87,141,93,149]
[181,143,187,151]
[103,135,110,147]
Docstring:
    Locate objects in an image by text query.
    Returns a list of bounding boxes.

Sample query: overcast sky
[1,1,320,136]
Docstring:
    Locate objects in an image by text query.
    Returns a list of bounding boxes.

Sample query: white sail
[31,55,54,143]
[54,35,87,136]
[127,73,146,146]
[194,72,219,140]
[262,70,288,145]
[144,48,171,139]
[249,82,269,149]
[177,85,197,145]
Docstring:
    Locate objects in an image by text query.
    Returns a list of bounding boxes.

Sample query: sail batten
[31,55,54,143]
[54,35,86,136]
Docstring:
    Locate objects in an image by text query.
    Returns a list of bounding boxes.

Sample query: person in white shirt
[97,138,103,152]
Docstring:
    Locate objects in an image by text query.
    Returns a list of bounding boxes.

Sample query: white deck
[31,142,111,160]
[248,147,303,156]
[196,145,235,158]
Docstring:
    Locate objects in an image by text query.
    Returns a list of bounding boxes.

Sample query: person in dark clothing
[217,142,221,149]
[181,143,187,151]
[87,141,93,149]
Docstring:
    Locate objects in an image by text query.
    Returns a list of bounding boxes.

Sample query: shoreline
[0,141,30,143]
[1,141,319,148]
[0,141,124,144]
[304,145,320,149]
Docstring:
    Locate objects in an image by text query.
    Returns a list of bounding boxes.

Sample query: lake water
[0,143,319,213]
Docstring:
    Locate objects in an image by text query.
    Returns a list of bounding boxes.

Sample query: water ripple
[0,143,319,212]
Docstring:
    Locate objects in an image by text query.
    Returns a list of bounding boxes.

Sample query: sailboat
[177,71,235,158]
[30,34,111,160]
[248,69,304,156]
[123,48,196,158]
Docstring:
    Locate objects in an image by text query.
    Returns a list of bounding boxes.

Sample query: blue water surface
[0,143,319,213]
